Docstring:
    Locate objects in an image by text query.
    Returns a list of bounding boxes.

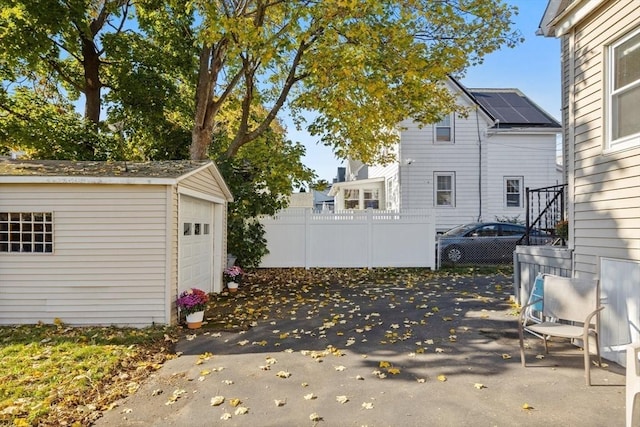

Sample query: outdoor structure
[259,208,435,269]
[533,0,640,366]
[0,159,232,327]
[330,76,563,233]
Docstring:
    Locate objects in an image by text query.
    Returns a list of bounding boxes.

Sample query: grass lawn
[0,266,511,426]
[0,322,177,426]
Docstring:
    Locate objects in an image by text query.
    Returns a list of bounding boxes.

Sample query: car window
[472,224,499,237]
[443,223,476,236]
[500,224,525,236]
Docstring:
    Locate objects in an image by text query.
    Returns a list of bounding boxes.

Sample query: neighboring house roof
[468,89,562,129]
[0,159,233,200]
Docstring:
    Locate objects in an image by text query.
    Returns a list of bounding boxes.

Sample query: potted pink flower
[177,288,209,328]
[223,266,244,292]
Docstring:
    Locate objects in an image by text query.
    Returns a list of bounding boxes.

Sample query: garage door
[179,195,214,294]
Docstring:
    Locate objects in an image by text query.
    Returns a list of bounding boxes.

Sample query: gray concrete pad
[95,274,625,426]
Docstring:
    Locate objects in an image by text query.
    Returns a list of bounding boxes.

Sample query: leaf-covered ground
[0,321,177,426]
[1,267,511,426]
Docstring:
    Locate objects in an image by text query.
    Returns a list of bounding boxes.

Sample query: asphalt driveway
[95,270,625,426]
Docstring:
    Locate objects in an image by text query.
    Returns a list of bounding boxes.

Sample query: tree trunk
[82,37,101,125]
[191,125,212,160]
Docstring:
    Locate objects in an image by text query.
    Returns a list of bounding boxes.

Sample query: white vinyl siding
[565,0,640,276]
[0,184,169,326]
[396,118,560,231]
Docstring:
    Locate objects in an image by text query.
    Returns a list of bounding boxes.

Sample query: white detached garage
[0,159,232,327]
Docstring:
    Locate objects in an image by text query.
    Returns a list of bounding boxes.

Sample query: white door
[179,195,214,294]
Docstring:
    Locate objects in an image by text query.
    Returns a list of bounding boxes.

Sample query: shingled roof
[0,159,210,178]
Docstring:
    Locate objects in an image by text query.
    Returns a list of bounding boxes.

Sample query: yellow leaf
[437,374,447,382]
[229,398,241,407]
[211,396,225,406]
[387,368,401,375]
[522,403,534,410]
[234,406,249,415]
[310,412,322,421]
[379,361,391,368]
[501,353,512,359]
[276,370,291,378]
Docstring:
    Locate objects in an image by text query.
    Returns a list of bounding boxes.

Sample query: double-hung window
[608,29,640,150]
[504,177,523,208]
[434,172,455,207]
[434,115,453,143]
[344,189,360,209]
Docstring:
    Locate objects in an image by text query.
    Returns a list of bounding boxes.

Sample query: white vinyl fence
[259,208,436,269]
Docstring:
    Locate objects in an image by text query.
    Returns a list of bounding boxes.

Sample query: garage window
[0,212,53,253]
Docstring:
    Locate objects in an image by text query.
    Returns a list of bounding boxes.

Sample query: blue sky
[295,0,561,183]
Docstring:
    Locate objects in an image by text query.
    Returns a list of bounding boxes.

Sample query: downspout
[475,107,483,222]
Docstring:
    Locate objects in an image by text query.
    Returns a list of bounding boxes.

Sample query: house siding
[393,116,560,232]
[485,133,560,222]
[180,168,227,201]
[0,184,169,326]
[567,0,640,277]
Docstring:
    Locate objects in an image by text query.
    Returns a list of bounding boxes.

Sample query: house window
[386,176,399,210]
[608,29,640,150]
[0,212,53,253]
[505,177,523,208]
[344,189,360,209]
[364,190,379,209]
[434,173,455,206]
[435,115,453,142]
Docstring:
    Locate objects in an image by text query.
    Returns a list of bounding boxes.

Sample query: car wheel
[445,245,463,263]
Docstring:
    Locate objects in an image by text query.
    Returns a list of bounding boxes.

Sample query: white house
[538,0,640,366]
[331,77,563,233]
[0,159,232,327]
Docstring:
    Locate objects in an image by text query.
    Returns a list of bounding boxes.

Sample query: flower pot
[227,281,239,293]
[186,310,205,329]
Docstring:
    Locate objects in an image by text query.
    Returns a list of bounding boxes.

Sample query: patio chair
[627,343,640,427]
[518,275,604,386]
[521,273,547,340]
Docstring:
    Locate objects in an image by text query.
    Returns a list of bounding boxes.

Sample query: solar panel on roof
[469,90,559,127]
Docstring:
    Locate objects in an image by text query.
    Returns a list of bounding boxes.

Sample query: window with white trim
[608,29,640,150]
[434,172,455,206]
[0,212,53,253]
[504,177,523,208]
[344,189,360,209]
[434,115,453,143]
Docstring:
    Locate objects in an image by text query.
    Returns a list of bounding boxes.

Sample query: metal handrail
[520,184,567,245]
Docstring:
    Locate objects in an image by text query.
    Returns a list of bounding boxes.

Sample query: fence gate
[259,208,435,269]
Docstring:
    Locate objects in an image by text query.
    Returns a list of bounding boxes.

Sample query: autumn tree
[0,0,133,157]
[178,0,521,162]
